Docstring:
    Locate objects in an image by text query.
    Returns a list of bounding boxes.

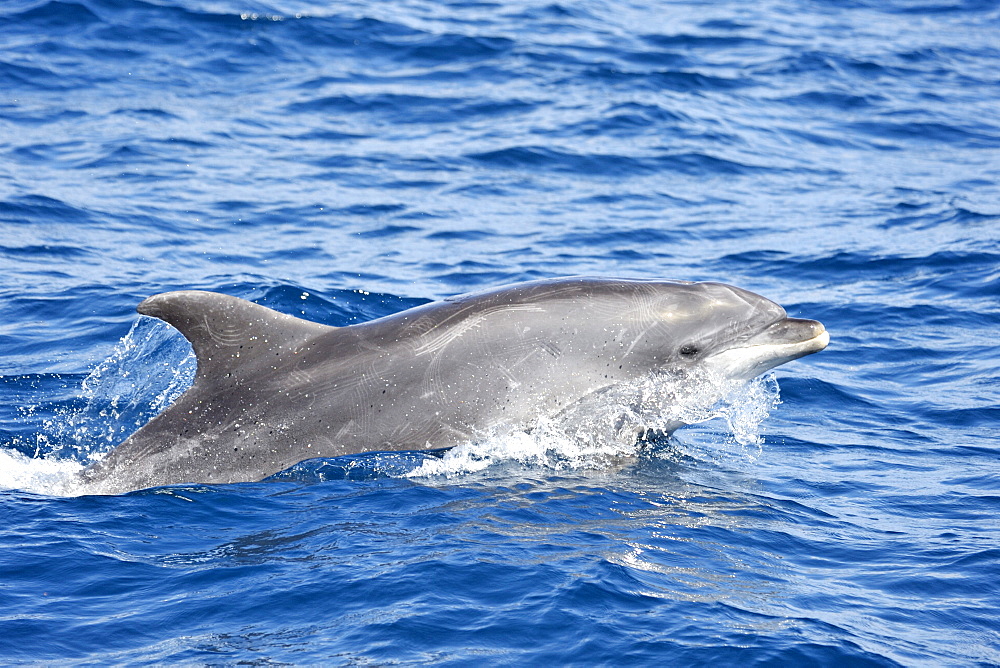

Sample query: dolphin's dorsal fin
[137,290,334,382]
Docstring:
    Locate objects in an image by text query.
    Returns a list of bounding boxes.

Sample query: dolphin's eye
[679,344,699,356]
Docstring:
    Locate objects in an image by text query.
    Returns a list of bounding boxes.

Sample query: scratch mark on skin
[199,314,254,347]
[622,322,660,361]
[288,367,313,386]
[334,419,357,441]
[538,340,562,358]
[414,303,545,357]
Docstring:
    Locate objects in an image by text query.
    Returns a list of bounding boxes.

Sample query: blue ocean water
[2,0,999,663]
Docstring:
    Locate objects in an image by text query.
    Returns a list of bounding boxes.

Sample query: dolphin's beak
[757,318,829,354]
[705,317,830,380]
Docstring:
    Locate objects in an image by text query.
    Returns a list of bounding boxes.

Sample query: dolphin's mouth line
[732,326,830,352]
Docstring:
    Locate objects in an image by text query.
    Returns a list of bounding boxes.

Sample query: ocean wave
[466,146,770,176]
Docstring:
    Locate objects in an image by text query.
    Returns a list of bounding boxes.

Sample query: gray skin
[78,277,829,494]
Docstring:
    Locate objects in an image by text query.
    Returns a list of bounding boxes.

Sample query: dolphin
[78,277,829,494]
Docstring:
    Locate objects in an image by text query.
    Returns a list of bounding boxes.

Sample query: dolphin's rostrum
[79,277,829,494]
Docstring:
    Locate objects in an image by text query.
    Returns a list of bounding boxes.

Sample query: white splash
[1,317,194,496]
[0,448,86,496]
[407,370,781,478]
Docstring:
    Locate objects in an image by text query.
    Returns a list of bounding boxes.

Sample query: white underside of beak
[705,329,830,381]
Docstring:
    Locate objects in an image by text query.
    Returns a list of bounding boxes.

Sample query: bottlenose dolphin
[79,277,829,494]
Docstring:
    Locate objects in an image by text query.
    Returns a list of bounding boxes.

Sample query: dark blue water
[2,0,999,663]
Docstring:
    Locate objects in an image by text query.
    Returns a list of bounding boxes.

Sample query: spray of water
[407,370,781,478]
[0,317,194,495]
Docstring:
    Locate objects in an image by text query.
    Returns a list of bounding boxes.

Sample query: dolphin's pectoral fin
[137,290,335,382]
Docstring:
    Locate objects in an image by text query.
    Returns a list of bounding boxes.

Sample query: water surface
[1,0,998,664]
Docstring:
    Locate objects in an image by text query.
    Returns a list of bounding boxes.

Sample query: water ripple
[1,0,998,664]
